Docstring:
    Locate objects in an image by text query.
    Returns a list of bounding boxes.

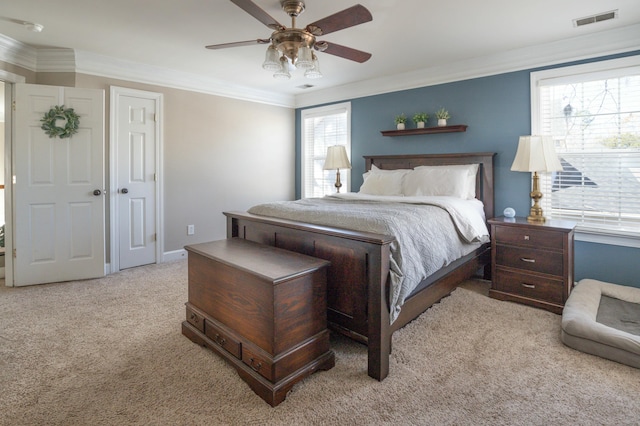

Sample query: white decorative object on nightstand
[503,207,516,218]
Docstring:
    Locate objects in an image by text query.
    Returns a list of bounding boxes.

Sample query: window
[531,56,640,243]
[301,102,351,198]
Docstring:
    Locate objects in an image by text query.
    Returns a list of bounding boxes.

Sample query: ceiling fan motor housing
[271,28,315,62]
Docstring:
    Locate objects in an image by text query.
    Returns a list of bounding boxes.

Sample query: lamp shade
[511,135,563,172]
[323,145,351,170]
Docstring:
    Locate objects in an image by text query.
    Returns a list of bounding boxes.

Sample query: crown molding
[293,23,640,108]
[73,50,295,108]
[0,34,37,71]
[36,48,76,72]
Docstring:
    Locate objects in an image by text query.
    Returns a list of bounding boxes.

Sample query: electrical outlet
[187,225,195,235]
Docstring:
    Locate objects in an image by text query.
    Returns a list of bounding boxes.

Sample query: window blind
[301,103,351,198]
[534,58,640,237]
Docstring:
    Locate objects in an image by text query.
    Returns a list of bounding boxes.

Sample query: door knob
[121,188,129,194]
[93,189,102,196]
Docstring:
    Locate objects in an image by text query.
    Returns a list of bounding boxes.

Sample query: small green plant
[435,107,450,120]
[412,112,429,124]
[394,113,407,125]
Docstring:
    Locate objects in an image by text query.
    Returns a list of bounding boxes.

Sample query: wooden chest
[181,238,334,406]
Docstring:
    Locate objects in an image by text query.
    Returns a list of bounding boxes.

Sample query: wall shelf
[381,124,468,137]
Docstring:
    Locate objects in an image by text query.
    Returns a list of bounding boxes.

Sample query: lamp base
[334,168,342,193]
[527,212,546,223]
[527,171,546,222]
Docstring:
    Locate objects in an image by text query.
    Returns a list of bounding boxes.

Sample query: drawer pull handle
[521,283,536,289]
[189,313,198,322]
[524,235,530,241]
[520,257,536,263]
[249,358,262,371]
[213,334,226,346]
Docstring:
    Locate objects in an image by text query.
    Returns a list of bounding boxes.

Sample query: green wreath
[41,105,80,139]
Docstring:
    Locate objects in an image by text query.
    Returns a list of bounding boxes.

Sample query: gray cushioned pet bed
[561,279,640,368]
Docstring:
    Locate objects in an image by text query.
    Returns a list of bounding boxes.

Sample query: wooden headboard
[363,152,496,221]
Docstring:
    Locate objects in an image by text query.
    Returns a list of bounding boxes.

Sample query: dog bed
[561,279,640,368]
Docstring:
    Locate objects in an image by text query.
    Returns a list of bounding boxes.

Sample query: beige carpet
[1,260,638,425]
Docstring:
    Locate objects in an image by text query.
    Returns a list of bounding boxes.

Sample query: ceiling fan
[206,0,373,79]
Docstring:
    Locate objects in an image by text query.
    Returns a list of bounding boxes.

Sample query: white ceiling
[1,0,640,107]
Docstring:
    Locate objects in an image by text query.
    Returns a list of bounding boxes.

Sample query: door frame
[2,70,26,286]
[109,86,163,274]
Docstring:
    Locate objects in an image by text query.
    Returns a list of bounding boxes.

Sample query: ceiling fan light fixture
[262,45,281,71]
[273,57,291,79]
[209,1,372,80]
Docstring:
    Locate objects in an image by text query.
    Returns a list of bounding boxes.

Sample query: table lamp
[323,145,351,193]
[511,135,563,222]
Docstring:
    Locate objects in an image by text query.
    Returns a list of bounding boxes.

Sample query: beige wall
[75,74,295,254]
[1,62,295,258]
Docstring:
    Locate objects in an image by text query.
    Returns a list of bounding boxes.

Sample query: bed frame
[224,152,495,381]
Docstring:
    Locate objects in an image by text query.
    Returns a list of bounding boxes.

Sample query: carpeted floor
[0,260,638,425]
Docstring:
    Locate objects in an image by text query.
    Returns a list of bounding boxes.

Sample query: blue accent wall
[296,51,640,287]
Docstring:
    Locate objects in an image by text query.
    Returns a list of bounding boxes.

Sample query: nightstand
[488,217,575,314]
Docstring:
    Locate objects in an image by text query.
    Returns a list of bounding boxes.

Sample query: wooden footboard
[225,211,395,380]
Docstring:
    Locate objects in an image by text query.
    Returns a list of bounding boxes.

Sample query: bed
[224,152,495,381]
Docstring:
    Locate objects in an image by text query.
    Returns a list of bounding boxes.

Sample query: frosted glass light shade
[262,46,281,71]
[511,135,563,172]
[296,46,314,69]
[304,56,322,79]
[273,57,291,79]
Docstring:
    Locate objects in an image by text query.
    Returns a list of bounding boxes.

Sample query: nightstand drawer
[495,226,564,250]
[495,245,563,276]
[494,268,563,305]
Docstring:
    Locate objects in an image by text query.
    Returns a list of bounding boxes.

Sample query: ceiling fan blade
[205,39,271,49]
[231,0,285,30]
[305,4,372,36]
[316,42,371,63]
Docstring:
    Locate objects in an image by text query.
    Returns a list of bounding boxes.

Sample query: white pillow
[403,164,479,199]
[359,165,409,196]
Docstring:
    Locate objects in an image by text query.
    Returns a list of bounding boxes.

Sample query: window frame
[300,102,352,198]
[530,55,640,248]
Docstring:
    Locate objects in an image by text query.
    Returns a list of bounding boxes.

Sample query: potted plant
[435,107,450,126]
[394,113,407,130]
[412,112,429,129]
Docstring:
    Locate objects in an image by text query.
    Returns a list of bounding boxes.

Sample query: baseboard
[163,249,187,262]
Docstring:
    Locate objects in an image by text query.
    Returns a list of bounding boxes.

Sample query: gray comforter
[248,193,489,323]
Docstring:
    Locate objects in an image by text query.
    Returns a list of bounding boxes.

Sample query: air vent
[573,10,618,27]
[297,84,315,89]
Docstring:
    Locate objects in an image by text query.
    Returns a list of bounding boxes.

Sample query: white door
[113,88,159,270]
[13,84,105,286]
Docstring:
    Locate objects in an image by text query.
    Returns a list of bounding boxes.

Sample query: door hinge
[154,173,157,182]
[13,248,16,258]
[154,113,158,122]
[12,100,16,111]
[152,233,156,242]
